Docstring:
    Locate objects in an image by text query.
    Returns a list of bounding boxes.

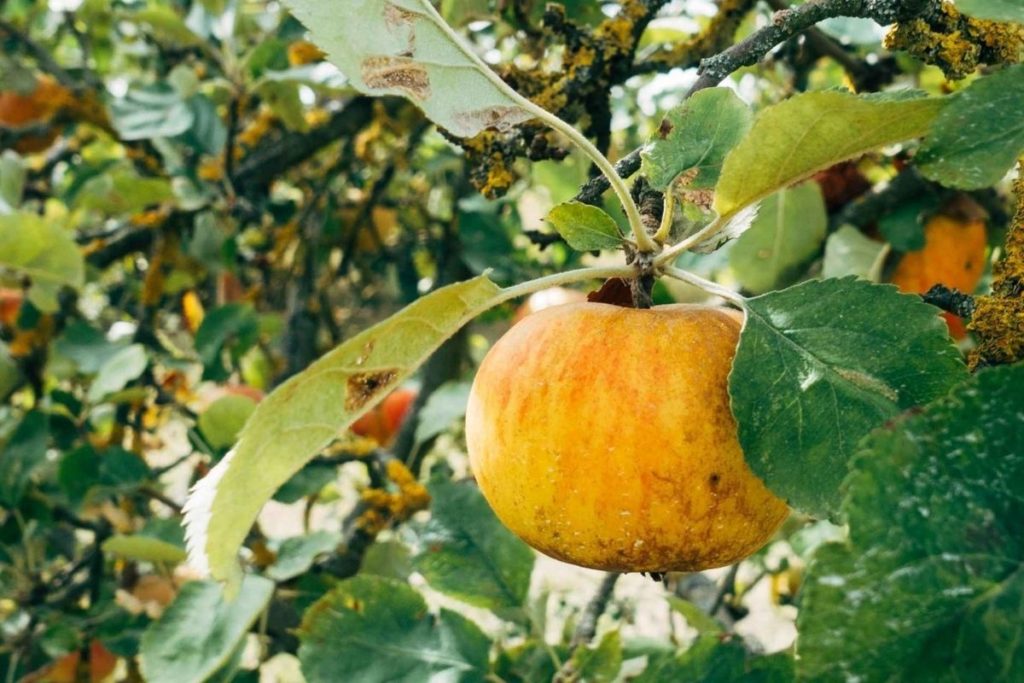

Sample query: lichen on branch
[969,160,1024,369]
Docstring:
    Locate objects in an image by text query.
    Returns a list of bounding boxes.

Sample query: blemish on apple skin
[345,370,398,411]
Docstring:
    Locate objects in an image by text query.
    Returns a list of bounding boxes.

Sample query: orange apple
[466,302,788,572]
[890,212,987,340]
[0,288,22,327]
[351,387,418,445]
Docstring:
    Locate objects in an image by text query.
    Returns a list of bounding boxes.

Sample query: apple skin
[466,302,788,573]
[890,213,986,340]
[0,289,22,327]
[351,387,417,445]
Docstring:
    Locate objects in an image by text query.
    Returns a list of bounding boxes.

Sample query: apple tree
[0,0,1022,681]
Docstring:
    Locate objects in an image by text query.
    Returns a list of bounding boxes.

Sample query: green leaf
[179,94,227,155]
[110,85,194,141]
[729,182,827,294]
[569,630,623,682]
[267,531,341,581]
[183,274,503,585]
[715,91,945,218]
[76,167,175,215]
[103,534,187,564]
[414,380,471,445]
[298,575,491,683]
[53,322,130,374]
[87,344,148,401]
[730,278,968,516]
[545,201,624,252]
[0,213,85,312]
[878,196,932,252]
[140,575,274,683]
[0,342,20,399]
[129,6,203,46]
[797,364,1024,682]
[194,304,261,382]
[636,637,744,682]
[667,596,723,635]
[821,225,888,281]
[286,0,533,137]
[198,395,258,450]
[955,0,1024,22]
[414,478,535,611]
[0,150,25,213]
[0,411,48,506]
[917,64,1024,189]
[642,87,753,190]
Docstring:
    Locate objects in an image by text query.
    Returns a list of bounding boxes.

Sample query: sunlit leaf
[715,91,945,218]
[103,535,187,564]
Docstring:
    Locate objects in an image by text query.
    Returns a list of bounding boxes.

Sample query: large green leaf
[729,182,827,294]
[110,84,195,140]
[916,64,1024,189]
[413,478,535,611]
[797,364,1024,682]
[139,576,273,683]
[298,575,491,683]
[183,275,503,585]
[642,87,752,190]
[956,0,1024,22]
[730,278,968,516]
[545,201,624,252]
[286,0,533,137]
[86,344,148,402]
[103,534,187,564]
[715,91,945,218]
[567,631,623,683]
[0,411,48,506]
[0,213,84,312]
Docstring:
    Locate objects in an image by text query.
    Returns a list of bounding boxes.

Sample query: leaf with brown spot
[286,0,533,137]
[183,274,504,585]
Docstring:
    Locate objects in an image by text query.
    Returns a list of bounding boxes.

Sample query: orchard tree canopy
[1,0,1023,682]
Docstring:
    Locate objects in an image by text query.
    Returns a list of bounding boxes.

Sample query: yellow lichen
[885,2,1024,79]
[969,161,1024,368]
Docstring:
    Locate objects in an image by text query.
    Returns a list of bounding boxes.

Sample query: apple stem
[661,266,745,307]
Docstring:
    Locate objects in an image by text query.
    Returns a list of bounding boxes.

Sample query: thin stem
[498,266,635,303]
[527,102,653,252]
[661,266,745,306]
[655,215,724,267]
[653,190,675,243]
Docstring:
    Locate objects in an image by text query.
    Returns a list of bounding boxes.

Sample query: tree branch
[688,0,937,95]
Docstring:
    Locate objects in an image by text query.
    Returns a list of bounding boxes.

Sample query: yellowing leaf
[183,274,504,586]
[715,91,945,219]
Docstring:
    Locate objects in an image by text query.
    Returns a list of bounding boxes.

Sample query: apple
[351,387,418,445]
[0,289,22,327]
[466,302,787,572]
